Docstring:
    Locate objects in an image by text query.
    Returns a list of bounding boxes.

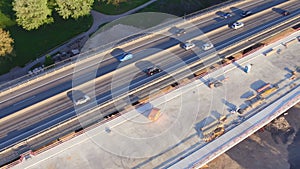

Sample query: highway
[1,0,300,152]
[0,0,289,115]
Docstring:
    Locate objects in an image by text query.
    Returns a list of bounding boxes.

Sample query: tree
[12,0,53,30]
[55,0,94,19]
[0,28,14,57]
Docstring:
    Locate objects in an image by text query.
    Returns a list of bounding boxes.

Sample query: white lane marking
[13,96,36,106]
[0,0,271,105]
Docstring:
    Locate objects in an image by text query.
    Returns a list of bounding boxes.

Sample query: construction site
[7,23,300,169]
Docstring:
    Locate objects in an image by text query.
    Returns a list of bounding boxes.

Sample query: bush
[44,55,54,67]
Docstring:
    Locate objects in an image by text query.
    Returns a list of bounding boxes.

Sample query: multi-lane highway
[0,0,299,152]
[0,0,290,114]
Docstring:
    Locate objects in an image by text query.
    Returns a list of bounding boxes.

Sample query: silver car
[231,21,244,29]
[182,42,195,50]
[202,43,214,50]
[74,95,90,106]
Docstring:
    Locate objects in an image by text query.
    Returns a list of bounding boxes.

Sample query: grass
[93,0,149,15]
[139,0,229,16]
[0,0,93,75]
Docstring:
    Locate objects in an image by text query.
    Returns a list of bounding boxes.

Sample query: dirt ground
[206,103,300,169]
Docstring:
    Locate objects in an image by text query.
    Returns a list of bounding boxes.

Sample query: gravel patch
[81,24,143,52]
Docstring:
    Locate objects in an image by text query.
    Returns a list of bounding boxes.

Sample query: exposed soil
[206,103,300,169]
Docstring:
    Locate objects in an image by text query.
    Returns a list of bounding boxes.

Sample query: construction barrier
[257,83,271,93]
[264,49,276,56]
[285,38,299,47]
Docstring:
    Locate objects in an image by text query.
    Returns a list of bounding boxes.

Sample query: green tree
[0,28,14,57]
[55,0,94,19]
[12,0,53,30]
[44,55,54,66]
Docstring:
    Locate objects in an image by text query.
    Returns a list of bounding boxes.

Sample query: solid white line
[13,96,36,106]
[0,0,274,105]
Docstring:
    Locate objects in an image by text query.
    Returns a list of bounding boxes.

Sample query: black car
[241,10,253,17]
[146,66,162,76]
[176,28,186,36]
[282,10,290,16]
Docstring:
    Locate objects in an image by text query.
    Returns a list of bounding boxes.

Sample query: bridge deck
[13,31,300,169]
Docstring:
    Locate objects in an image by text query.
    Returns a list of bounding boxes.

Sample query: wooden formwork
[262,28,296,45]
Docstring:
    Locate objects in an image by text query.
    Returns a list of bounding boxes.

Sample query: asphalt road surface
[0,0,288,116]
[0,0,299,151]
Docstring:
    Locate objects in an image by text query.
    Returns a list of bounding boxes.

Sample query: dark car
[146,66,162,76]
[176,28,186,36]
[221,12,232,19]
[282,10,290,16]
[241,10,253,17]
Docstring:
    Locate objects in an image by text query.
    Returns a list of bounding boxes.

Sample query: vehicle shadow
[66,90,84,101]
[110,48,124,60]
[232,61,245,72]
[250,80,267,91]
[194,116,217,138]
[240,90,255,99]
[272,7,284,15]
[215,11,226,18]
[213,17,224,22]
[230,7,244,16]
[222,99,236,111]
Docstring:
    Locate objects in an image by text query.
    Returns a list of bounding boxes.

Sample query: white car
[182,42,195,50]
[202,43,214,50]
[231,22,244,29]
[74,95,90,106]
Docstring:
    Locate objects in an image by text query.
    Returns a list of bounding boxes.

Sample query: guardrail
[0,0,245,93]
[1,11,299,155]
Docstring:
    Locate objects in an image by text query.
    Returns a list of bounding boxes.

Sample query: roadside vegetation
[0,0,93,75]
[0,0,230,76]
[0,0,149,75]
[139,0,229,16]
[93,0,149,15]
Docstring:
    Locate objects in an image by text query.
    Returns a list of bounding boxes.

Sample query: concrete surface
[12,30,300,169]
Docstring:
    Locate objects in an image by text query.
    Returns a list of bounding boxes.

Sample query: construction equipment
[259,87,277,98]
[290,71,297,80]
[148,108,161,121]
[257,83,271,93]
[201,115,226,142]
[203,125,225,142]
[209,80,223,88]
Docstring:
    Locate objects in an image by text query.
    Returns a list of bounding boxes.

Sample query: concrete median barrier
[183,0,249,24]
[1,0,294,97]
[237,0,298,23]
